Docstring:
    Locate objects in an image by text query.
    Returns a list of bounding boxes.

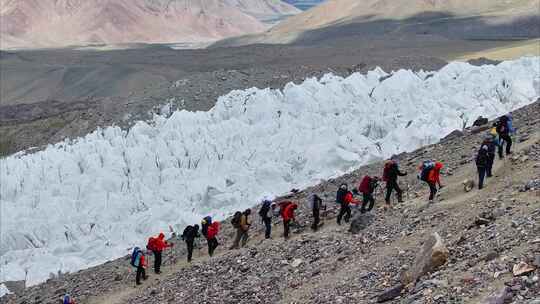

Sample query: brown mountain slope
[0,0,300,49]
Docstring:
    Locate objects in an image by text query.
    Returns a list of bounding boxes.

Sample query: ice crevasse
[1,57,539,286]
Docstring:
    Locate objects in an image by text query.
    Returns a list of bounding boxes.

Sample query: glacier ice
[1,57,539,286]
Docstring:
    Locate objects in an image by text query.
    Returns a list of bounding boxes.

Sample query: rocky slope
[2,100,538,304]
[0,0,299,49]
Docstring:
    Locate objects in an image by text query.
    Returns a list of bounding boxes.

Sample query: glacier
[1,57,539,286]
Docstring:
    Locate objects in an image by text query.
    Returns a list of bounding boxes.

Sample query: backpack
[259,201,271,219]
[476,146,489,167]
[231,211,242,228]
[130,247,142,267]
[419,160,435,182]
[63,295,72,304]
[203,216,212,225]
[358,176,372,193]
[382,160,395,182]
[496,116,508,134]
[146,237,156,252]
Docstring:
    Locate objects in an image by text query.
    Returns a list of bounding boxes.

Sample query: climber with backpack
[358,175,379,213]
[201,216,212,239]
[476,142,490,189]
[309,193,324,231]
[382,159,407,208]
[482,133,497,177]
[259,197,274,239]
[280,201,298,239]
[336,184,358,225]
[495,114,514,158]
[230,209,251,249]
[181,224,200,263]
[130,247,148,285]
[418,161,444,203]
[205,220,220,257]
[146,232,173,274]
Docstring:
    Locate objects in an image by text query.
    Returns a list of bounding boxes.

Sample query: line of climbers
[128,113,515,286]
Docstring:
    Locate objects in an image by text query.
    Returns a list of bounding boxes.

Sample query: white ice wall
[1,57,539,285]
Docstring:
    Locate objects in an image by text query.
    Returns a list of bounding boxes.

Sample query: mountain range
[0,0,300,49]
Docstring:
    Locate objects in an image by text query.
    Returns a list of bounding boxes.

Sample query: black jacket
[182,226,200,242]
[386,163,406,182]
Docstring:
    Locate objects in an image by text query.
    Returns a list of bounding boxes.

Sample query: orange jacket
[344,192,359,205]
[139,253,147,268]
[427,162,443,184]
[153,233,173,252]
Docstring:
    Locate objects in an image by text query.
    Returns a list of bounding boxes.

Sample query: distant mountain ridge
[0,0,300,49]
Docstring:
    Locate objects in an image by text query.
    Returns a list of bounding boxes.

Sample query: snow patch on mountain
[1,57,539,286]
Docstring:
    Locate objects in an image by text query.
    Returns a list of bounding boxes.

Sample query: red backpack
[382,160,394,182]
[146,237,156,252]
[358,176,372,193]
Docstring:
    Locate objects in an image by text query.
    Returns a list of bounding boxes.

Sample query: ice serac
[1,57,539,286]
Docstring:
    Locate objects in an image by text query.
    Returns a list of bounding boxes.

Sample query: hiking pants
[186,239,194,262]
[361,193,375,213]
[477,166,487,189]
[263,217,272,239]
[427,182,437,201]
[311,208,320,231]
[283,219,291,239]
[337,202,351,225]
[232,229,249,249]
[385,180,403,204]
[498,133,512,157]
[136,265,146,284]
[487,154,495,177]
[153,251,162,273]
[207,237,218,257]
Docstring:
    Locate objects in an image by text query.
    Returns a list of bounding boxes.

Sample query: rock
[442,130,464,141]
[473,116,489,127]
[471,125,491,134]
[349,213,374,234]
[376,284,404,302]
[463,179,475,192]
[291,259,303,268]
[481,287,513,304]
[3,281,26,296]
[114,273,123,281]
[401,232,449,285]
[512,262,536,276]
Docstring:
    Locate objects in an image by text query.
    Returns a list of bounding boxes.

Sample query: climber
[495,114,514,158]
[358,175,379,213]
[308,193,324,231]
[258,198,273,239]
[280,201,298,239]
[230,209,251,249]
[482,133,497,177]
[130,246,148,285]
[382,159,407,208]
[336,184,358,225]
[206,220,220,257]
[147,232,173,274]
[419,161,444,203]
[181,224,200,263]
[476,142,490,189]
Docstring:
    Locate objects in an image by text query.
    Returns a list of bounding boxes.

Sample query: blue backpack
[63,295,72,304]
[419,160,435,181]
[130,247,142,267]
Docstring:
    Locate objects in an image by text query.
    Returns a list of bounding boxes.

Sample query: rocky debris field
[2,101,539,304]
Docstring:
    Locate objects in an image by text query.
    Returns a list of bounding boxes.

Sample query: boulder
[376,284,404,302]
[473,116,490,127]
[349,213,375,234]
[3,280,26,296]
[481,287,513,304]
[512,262,536,276]
[401,232,449,285]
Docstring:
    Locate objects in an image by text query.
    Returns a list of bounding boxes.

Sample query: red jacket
[282,203,298,221]
[139,253,147,268]
[427,162,443,184]
[153,233,173,252]
[206,222,220,239]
